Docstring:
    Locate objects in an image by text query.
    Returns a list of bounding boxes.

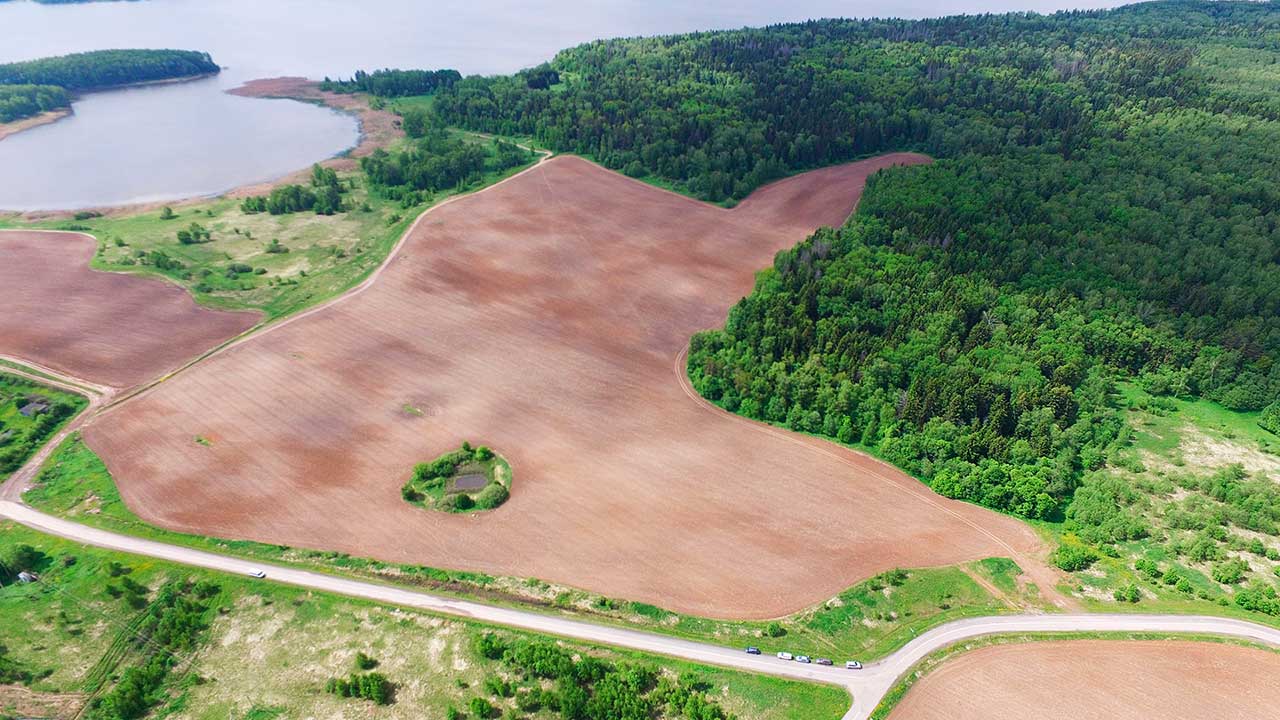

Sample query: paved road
[4,501,1280,719]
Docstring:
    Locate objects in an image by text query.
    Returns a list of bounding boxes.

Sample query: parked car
[776,651,793,661]
[746,646,761,655]
[816,658,833,666]
[795,655,811,664]
[247,568,267,579]
[845,660,863,670]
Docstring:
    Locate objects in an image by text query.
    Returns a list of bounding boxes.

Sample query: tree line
[421,1,1280,519]
[320,68,460,97]
[0,83,69,123]
[241,164,347,215]
[0,49,219,92]
[0,49,218,125]
[359,106,532,204]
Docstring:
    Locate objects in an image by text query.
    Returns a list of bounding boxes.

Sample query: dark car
[745,646,761,655]
[815,658,833,666]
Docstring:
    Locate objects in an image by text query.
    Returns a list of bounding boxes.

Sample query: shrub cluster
[472,633,736,720]
[325,672,391,705]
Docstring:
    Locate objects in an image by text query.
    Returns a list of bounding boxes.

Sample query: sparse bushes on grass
[325,671,392,705]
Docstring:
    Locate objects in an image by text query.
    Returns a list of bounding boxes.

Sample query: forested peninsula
[434,0,1280,524]
[0,49,218,125]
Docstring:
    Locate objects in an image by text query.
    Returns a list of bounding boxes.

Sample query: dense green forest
[0,49,218,92]
[320,68,460,97]
[0,82,68,122]
[435,1,1280,521]
[360,107,532,203]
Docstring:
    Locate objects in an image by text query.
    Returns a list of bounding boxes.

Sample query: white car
[795,655,811,664]
[776,651,793,661]
[845,660,863,670]
[247,568,267,579]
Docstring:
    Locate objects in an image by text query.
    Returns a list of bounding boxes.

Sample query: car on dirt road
[816,657,833,666]
[845,660,863,670]
[776,651,793,660]
[796,655,811,663]
[247,568,267,579]
[746,646,761,654]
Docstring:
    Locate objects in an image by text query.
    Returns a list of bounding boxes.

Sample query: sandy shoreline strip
[0,108,71,143]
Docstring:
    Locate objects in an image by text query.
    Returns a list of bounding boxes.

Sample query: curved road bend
[3,502,1279,719]
[0,356,116,502]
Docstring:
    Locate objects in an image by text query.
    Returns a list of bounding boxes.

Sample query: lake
[0,0,1127,211]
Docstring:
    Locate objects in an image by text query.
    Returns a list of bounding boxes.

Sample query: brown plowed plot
[86,153,1044,618]
[0,231,260,388]
[890,640,1280,720]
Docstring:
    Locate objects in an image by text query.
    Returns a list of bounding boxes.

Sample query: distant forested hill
[0,49,218,91]
[435,1,1280,520]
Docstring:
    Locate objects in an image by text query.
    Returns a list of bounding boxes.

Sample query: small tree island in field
[401,441,510,513]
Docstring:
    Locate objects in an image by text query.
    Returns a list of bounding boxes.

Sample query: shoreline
[0,71,220,146]
[222,77,400,197]
[3,76,399,220]
[0,108,71,143]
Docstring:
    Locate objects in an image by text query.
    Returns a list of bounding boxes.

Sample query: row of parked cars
[745,646,861,669]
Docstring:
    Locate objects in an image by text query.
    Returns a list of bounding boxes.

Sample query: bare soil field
[889,639,1280,720]
[85,154,1047,618]
[0,231,259,388]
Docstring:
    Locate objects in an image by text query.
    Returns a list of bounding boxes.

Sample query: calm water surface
[0,0,1127,210]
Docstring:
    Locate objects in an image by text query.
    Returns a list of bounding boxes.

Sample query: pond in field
[0,0,1128,210]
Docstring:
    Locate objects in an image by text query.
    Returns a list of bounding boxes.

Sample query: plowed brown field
[0,231,259,388]
[889,640,1280,720]
[85,154,1046,618]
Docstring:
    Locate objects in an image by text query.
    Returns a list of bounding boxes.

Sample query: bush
[175,222,211,244]
[1262,401,1280,436]
[476,633,506,660]
[1113,583,1141,603]
[1053,544,1098,572]
[483,675,513,698]
[325,671,391,705]
[355,651,378,670]
[764,622,786,637]
[468,697,494,718]
[1211,558,1249,585]
[1134,558,1161,579]
[474,482,509,510]
[441,493,475,512]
